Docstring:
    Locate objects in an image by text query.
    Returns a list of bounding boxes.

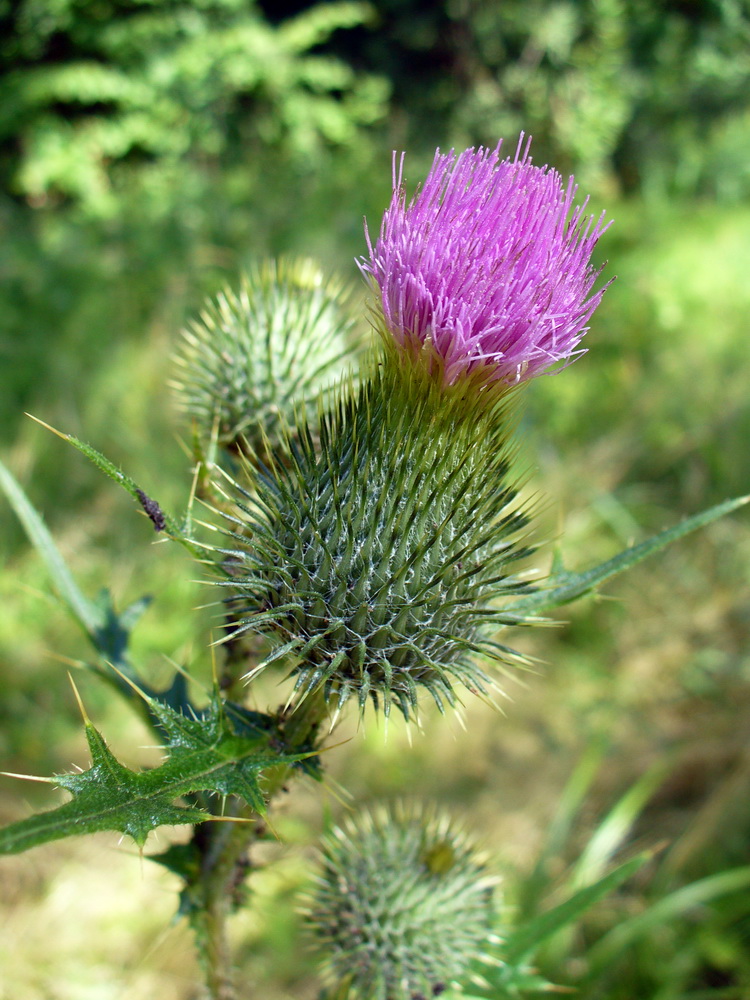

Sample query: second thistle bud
[303,804,498,1000]
[172,257,357,454]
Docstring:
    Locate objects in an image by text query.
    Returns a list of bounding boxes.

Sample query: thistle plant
[1,135,747,1000]
[216,138,608,721]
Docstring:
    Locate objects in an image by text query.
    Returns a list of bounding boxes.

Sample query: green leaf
[585,865,750,975]
[0,721,208,854]
[569,760,669,890]
[0,694,311,855]
[518,741,606,915]
[0,456,105,634]
[511,495,750,616]
[521,761,668,972]
[475,964,557,998]
[501,851,653,966]
[0,457,165,707]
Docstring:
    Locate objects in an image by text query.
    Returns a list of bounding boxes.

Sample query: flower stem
[193,688,329,999]
[195,811,256,1000]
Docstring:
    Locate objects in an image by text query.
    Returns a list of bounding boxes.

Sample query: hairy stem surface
[194,689,329,999]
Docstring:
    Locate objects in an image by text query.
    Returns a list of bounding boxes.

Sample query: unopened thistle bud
[215,359,534,722]
[172,257,356,452]
[360,135,610,390]
[303,804,498,1000]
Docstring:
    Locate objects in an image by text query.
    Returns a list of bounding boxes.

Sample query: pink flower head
[360,136,611,388]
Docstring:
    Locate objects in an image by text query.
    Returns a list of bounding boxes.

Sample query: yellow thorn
[209,410,221,462]
[187,460,201,512]
[172,431,193,462]
[327,704,342,734]
[17,582,56,604]
[310,737,351,757]
[25,413,70,441]
[210,632,219,686]
[241,663,266,684]
[67,673,90,723]
[263,813,281,842]
[163,654,208,695]
[209,630,237,648]
[105,662,150,703]
[0,770,57,784]
[42,649,88,669]
[317,773,354,807]
[202,814,255,825]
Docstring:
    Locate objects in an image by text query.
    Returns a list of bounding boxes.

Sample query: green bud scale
[303,803,498,1000]
[172,258,356,451]
[215,355,535,721]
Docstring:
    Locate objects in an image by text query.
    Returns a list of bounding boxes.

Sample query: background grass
[1,1,749,998]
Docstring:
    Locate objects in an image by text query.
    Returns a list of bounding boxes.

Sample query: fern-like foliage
[0,0,388,213]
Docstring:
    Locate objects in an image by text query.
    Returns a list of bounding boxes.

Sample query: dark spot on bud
[136,489,166,531]
[421,841,455,874]
[433,985,446,996]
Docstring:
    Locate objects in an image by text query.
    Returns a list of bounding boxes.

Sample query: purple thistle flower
[360,135,611,388]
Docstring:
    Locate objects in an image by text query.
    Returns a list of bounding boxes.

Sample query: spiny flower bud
[172,257,357,452]
[360,135,610,390]
[214,359,534,722]
[303,804,498,1000]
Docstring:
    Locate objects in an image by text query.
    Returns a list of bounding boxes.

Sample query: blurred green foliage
[1,1,749,998]
[266,0,750,197]
[0,0,388,214]
[0,0,392,446]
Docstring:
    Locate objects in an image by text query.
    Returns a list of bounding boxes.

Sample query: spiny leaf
[0,723,204,854]
[0,457,172,710]
[511,494,749,616]
[0,697,311,855]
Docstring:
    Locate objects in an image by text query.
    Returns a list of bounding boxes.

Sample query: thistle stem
[194,687,329,1000]
[196,811,256,1000]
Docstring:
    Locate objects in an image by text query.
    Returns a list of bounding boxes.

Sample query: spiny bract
[215,359,535,722]
[303,803,498,1000]
[172,257,357,452]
